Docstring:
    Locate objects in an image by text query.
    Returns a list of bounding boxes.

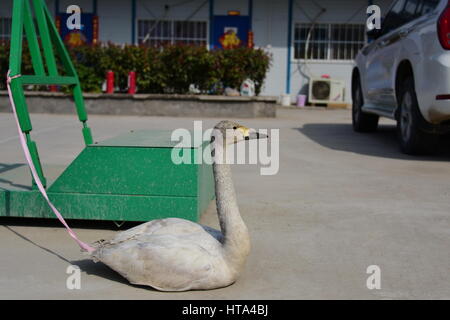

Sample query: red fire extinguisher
[128,71,136,94]
[106,70,114,94]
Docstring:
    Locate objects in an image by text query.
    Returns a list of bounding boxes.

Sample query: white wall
[0,0,56,17]
[253,0,289,97]
[135,0,209,45]
[136,0,209,20]
[98,0,132,44]
[214,0,249,16]
[59,0,93,13]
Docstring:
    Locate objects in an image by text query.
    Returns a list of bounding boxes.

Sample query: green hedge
[0,42,272,95]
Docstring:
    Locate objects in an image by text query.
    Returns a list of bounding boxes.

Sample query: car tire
[352,76,379,132]
[397,77,439,155]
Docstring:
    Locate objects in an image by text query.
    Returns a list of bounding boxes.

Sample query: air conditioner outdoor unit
[308,78,345,104]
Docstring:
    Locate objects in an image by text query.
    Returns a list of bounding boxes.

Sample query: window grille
[0,17,12,41]
[294,23,366,61]
[138,20,207,47]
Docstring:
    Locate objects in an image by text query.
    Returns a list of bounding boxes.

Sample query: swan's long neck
[213,143,250,273]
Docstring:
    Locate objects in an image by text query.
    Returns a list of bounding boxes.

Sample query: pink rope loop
[6,70,95,253]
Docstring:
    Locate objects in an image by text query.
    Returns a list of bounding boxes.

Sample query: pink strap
[6,71,95,253]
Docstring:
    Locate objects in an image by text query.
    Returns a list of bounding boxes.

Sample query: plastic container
[297,94,306,107]
[240,79,255,97]
[281,94,291,106]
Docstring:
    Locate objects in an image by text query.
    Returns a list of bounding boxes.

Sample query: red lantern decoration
[92,16,99,45]
[55,15,61,34]
[247,30,254,48]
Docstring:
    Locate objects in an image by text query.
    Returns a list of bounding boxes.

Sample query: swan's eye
[233,126,237,130]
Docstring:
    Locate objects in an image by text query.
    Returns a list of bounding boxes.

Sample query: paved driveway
[1,108,450,299]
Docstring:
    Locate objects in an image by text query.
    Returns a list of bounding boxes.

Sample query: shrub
[212,47,271,96]
[0,42,272,95]
[160,45,216,94]
[0,41,41,90]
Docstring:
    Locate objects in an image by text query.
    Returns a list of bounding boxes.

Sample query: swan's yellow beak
[238,126,250,138]
[238,126,268,140]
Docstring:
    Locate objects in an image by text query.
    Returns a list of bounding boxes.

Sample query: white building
[0,0,394,102]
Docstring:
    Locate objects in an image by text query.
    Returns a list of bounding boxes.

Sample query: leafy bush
[212,47,271,95]
[0,41,36,90]
[0,42,272,95]
[160,45,216,94]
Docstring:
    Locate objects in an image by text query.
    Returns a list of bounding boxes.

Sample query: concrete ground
[1,108,450,299]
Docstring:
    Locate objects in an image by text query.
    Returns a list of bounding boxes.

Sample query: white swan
[91,121,267,291]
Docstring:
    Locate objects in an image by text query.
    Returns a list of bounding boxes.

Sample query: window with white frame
[138,20,207,47]
[294,23,366,61]
[0,18,12,41]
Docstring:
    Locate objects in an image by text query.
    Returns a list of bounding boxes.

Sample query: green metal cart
[0,0,214,222]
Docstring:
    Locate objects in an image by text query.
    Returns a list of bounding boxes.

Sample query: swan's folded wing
[95,218,205,246]
[95,235,220,291]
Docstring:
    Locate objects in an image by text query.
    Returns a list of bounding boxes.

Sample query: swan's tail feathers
[88,239,108,262]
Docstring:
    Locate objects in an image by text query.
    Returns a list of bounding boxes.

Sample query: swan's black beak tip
[247,132,268,140]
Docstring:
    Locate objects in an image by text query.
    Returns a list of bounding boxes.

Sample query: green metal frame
[9,0,93,189]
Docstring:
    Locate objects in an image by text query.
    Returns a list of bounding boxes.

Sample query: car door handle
[378,30,408,48]
[379,39,389,47]
[399,30,409,38]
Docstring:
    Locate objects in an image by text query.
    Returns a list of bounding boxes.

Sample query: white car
[353,0,450,154]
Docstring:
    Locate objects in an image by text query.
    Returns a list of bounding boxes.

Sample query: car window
[403,0,421,20]
[381,0,435,35]
[381,0,407,35]
[417,0,439,15]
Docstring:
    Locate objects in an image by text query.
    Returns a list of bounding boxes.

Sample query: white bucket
[281,94,291,107]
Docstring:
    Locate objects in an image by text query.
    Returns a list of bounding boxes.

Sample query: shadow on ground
[0,163,30,190]
[0,217,141,230]
[1,223,154,291]
[72,259,160,291]
[3,225,71,263]
[73,259,127,284]
[297,123,450,161]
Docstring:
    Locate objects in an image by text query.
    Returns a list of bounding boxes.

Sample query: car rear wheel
[397,77,439,155]
[352,76,379,132]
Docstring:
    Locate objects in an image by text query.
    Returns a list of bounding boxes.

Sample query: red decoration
[106,70,114,94]
[247,30,254,48]
[92,16,99,45]
[128,71,136,94]
[55,15,61,34]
